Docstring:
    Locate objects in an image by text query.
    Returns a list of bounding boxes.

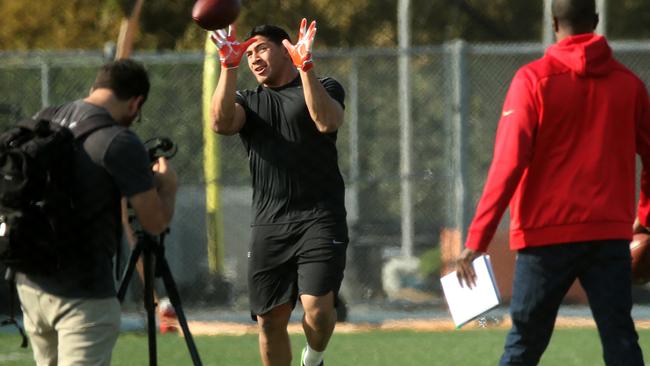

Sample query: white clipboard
[440,255,501,328]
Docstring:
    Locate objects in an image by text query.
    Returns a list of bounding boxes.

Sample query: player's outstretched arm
[283,18,343,133]
[209,25,253,135]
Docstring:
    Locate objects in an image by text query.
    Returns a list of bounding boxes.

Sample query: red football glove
[282,18,316,72]
[210,25,255,69]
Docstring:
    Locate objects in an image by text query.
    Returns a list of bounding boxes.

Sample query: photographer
[15,59,177,366]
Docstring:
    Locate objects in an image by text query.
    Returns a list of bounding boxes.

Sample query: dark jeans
[500,240,644,366]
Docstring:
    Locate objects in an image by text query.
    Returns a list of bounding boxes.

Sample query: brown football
[631,233,650,284]
[192,0,241,31]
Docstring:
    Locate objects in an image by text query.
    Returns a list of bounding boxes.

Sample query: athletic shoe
[158,297,178,334]
[300,347,324,366]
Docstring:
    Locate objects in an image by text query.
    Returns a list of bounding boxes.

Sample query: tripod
[117,228,203,366]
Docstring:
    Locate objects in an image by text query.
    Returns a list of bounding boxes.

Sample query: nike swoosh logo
[502,110,515,117]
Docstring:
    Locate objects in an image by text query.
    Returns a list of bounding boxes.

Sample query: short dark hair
[92,59,150,104]
[246,25,292,46]
[552,0,597,29]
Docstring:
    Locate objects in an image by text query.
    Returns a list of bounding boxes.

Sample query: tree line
[1,0,649,51]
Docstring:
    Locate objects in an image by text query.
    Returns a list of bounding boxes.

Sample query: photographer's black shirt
[235,76,346,225]
[16,100,153,298]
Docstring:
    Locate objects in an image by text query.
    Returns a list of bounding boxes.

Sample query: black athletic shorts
[247,217,348,317]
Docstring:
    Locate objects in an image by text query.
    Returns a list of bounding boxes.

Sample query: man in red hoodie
[455,0,649,364]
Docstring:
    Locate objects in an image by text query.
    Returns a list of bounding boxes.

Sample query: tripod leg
[143,247,158,366]
[158,257,203,366]
[117,243,144,302]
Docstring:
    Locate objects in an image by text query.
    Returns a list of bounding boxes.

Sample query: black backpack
[0,107,115,275]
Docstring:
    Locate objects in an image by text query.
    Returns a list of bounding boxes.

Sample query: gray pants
[16,284,121,366]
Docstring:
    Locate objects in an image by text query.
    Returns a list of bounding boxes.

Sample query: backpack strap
[17,107,116,140]
[16,115,117,141]
[70,114,117,140]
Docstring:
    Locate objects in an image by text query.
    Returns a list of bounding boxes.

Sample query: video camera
[144,137,177,163]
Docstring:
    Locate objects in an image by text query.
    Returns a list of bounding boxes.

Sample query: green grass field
[1,329,649,365]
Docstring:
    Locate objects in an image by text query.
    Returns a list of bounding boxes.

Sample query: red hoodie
[465,34,650,252]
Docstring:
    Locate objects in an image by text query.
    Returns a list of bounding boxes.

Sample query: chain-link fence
[1,40,649,318]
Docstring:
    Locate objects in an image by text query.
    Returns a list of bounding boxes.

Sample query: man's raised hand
[282,18,316,72]
[210,25,255,69]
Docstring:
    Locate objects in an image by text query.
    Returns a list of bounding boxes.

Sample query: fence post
[450,40,468,247]
[596,0,607,36]
[348,57,360,227]
[398,0,414,258]
[41,61,50,108]
[543,0,554,47]
[202,36,224,274]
